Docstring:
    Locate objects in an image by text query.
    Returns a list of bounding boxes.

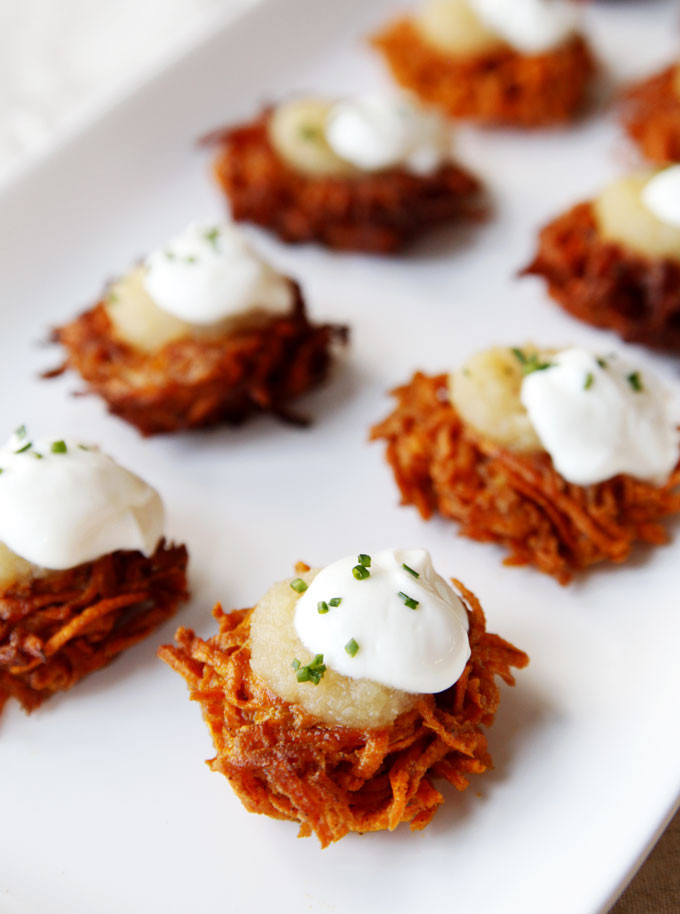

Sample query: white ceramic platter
[1,1,679,912]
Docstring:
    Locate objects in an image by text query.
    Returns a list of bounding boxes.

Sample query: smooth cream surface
[294,549,470,694]
[143,221,293,326]
[0,433,164,569]
[641,166,680,230]
[468,0,577,53]
[520,348,679,486]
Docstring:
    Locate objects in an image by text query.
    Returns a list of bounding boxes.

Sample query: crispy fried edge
[158,577,527,847]
[522,201,680,351]
[371,20,595,127]
[370,372,680,585]
[47,282,348,435]
[207,112,483,253]
[0,541,189,714]
[620,65,680,165]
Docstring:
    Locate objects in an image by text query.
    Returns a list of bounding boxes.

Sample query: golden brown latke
[208,113,482,253]
[371,373,680,585]
[523,201,680,351]
[0,541,188,715]
[621,65,680,164]
[372,20,595,127]
[48,283,347,435]
[158,574,527,847]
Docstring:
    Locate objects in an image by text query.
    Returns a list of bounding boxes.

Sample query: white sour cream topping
[520,348,679,486]
[641,166,680,230]
[325,95,451,175]
[294,548,470,693]
[468,0,577,54]
[0,434,164,569]
[143,221,294,326]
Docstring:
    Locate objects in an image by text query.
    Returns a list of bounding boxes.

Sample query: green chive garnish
[352,565,370,580]
[290,578,308,593]
[398,591,419,610]
[596,357,608,370]
[358,553,371,567]
[204,227,221,251]
[627,371,643,392]
[14,442,31,454]
[291,659,301,671]
[329,597,342,607]
[345,638,359,657]
[402,563,419,578]
[512,348,552,376]
[33,452,43,460]
[293,654,326,685]
[299,124,319,141]
[317,601,329,614]
[14,424,26,439]
[51,440,67,454]
[584,372,594,390]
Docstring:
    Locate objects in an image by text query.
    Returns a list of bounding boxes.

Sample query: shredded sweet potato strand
[621,65,680,165]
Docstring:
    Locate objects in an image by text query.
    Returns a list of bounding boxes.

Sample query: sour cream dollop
[0,433,164,569]
[520,348,679,486]
[325,95,451,175]
[468,0,577,54]
[294,548,470,693]
[143,221,294,325]
[641,166,680,230]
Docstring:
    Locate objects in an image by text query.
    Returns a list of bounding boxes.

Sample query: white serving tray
[1,2,679,912]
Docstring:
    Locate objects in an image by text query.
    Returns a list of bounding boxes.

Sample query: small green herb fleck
[15,425,26,439]
[294,654,326,685]
[317,601,329,614]
[352,565,370,581]
[185,255,198,264]
[107,291,119,305]
[78,444,90,451]
[290,578,308,594]
[345,638,359,657]
[627,371,643,393]
[0,467,4,474]
[33,452,43,460]
[299,124,320,141]
[329,597,342,607]
[398,591,419,610]
[204,226,221,251]
[291,658,301,671]
[584,372,594,390]
[512,348,552,376]
[14,441,32,454]
[358,553,371,568]
[164,250,176,260]
[596,357,608,370]
[402,563,419,578]
[51,440,67,454]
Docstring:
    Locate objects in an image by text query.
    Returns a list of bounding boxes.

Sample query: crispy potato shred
[621,66,680,165]
[371,20,594,127]
[158,578,527,848]
[0,542,188,715]
[371,373,680,585]
[523,201,680,351]
[208,113,482,253]
[48,285,347,435]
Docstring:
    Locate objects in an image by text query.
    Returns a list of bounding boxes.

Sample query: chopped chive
[584,372,594,390]
[402,563,419,578]
[78,444,91,451]
[14,442,31,454]
[398,591,420,610]
[358,553,371,568]
[352,565,370,580]
[345,638,359,657]
[627,371,643,392]
[107,291,119,304]
[51,440,67,454]
[0,467,3,474]
[317,601,329,614]
[329,597,342,607]
[596,357,608,370]
[204,227,221,251]
[14,424,26,439]
[291,659,301,671]
[511,348,552,376]
[32,452,43,460]
[290,578,308,593]
[299,124,320,141]
[293,654,326,685]
[185,255,197,264]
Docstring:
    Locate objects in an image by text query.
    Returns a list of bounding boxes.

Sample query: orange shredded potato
[158,575,527,847]
[621,65,680,164]
[371,19,595,126]
[0,541,188,715]
[47,283,346,436]
[371,373,680,585]
[523,201,680,351]
[208,112,482,253]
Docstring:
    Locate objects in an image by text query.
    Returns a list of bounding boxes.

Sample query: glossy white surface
[469,0,577,53]
[641,165,680,230]
[294,548,470,692]
[0,2,679,914]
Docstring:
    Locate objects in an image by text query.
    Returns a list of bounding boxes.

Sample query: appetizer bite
[524,168,680,349]
[372,0,595,127]
[49,221,347,435]
[208,93,482,252]
[0,428,188,715]
[159,548,527,846]
[371,348,680,584]
[621,63,680,165]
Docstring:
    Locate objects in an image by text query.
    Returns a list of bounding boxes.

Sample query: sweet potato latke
[371,373,680,585]
[158,577,527,847]
[523,202,680,350]
[48,284,347,435]
[621,66,680,165]
[208,113,482,253]
[372,21,594,126]
[0,541,188,715]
